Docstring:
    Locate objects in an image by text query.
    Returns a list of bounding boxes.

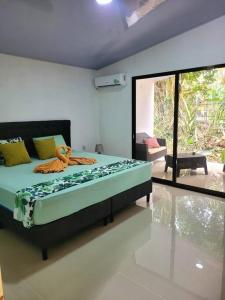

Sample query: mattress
[0,151,151,225]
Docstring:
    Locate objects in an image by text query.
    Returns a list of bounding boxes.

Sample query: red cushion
[143,138,160,148]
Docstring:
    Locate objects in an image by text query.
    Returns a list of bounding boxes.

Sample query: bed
[0,120,152,260]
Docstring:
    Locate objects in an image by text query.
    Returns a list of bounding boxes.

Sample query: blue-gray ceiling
[0,0,225,69]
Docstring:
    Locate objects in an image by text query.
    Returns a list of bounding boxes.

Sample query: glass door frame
[132,63,225,199]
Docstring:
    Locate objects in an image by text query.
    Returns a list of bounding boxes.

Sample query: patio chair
[136,132,167,162]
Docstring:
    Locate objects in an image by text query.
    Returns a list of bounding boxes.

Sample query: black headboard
[0,120,71,157]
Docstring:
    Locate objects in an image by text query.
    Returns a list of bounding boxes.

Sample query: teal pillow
[33,135,66,146]
[54,135,67,146]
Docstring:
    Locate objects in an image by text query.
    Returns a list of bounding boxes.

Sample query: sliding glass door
[135,75,175,181]
[133,64,225,198]
[177,68,225,193]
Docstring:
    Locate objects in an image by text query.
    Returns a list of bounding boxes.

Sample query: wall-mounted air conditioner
[94,73,126,88]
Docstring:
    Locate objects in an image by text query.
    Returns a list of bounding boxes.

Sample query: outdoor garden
[153,68,225,164]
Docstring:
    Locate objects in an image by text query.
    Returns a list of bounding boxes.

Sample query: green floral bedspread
[14,159,146,228]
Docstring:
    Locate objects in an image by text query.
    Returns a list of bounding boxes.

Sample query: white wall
[1,15,225,157]
[96,15,225,158]
[0,54,99,152]
[136,78,154,137]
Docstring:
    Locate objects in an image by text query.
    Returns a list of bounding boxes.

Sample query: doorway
[132,64,225,198]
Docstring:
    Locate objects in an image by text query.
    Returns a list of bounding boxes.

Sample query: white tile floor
[0,184,225,300]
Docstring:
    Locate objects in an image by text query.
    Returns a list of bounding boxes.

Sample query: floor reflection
[1,184,225,300]
[134,185,225,300]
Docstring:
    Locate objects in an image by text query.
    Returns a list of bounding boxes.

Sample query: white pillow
[0,137,22,144]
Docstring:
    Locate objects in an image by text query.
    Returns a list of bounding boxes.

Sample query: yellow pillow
[34,137,56,160]
[0,141,31,167]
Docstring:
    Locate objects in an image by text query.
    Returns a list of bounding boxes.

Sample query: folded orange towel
[34,145,96,174]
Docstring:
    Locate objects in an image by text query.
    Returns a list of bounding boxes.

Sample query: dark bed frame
[0,120,152,260]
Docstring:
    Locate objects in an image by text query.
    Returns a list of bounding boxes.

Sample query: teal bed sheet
[0,151,151,225]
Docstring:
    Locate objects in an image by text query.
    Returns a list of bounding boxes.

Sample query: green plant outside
[153,68,225,163]
[222,149,225,163]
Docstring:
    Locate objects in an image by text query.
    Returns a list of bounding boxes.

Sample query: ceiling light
[96,0,112,5]
[195,263,204,270]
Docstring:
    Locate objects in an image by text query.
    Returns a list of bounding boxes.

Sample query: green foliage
[153,68,225,162]
[222,149,225,163]
[154,77,175,151]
